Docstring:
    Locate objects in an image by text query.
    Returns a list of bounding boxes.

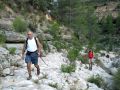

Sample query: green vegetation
[2,0,118,52]
[8,47,16,55]
[71,35,82,51]
[87,75,105,88]
[48,83,58,89]
[48,21,60,40]
[78,56,89,64]
[42,41,50,52]
[94,58,101,65]
[61,64,76,73]
[0,2,5,11]
[31,0,50,11]
[1,0,120,52]
[50,0,120,52]
[98,14,120,51]
[53,41,66,51]
[2,0,52,13]
[112,69,120,90]
[13,17,27,33]
[0,32,6,44]
[67,48,79,62]
[48,21,68,51]
[52,0,100,47]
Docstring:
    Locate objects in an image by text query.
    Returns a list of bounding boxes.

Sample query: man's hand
[38,51,42,57]
[21,54,25,60]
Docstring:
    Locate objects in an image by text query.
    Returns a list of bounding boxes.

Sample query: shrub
[0,33,6,44]
[71,35,82,50]
[32,0,49,11]
[48,21,60,40]
[112,68,120,90]
[94,58,102,65]
[42,41,50,52]
[67,48,79,62]
[0,2,5,11]
[87,75,105,88]
[94,47,101,53]
[48,83,58,89]
[61,64,76,73]
[8,47,16,55]
[78,56,89,64]
[53,41,67,51]
[13,17,27,33]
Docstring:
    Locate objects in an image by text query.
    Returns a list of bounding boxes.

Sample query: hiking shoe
[89,67,92,71]
[37,69,40,75]
[27,75,32,80]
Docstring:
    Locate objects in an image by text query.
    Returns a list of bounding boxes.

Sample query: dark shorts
[25,51,38,65]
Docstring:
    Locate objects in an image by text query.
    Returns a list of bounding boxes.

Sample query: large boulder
[0,19,13,31]
[5,31,26,43]
[0,18,26,43]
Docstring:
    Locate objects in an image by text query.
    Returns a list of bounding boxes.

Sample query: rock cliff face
[95,2,119,19]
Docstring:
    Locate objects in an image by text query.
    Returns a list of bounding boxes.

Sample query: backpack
[25,37,39,49]
[88,51,94,59]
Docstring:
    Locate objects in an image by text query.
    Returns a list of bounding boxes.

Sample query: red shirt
[88,51,94,59]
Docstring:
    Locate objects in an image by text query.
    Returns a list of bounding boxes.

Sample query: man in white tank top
[22,31,42,80]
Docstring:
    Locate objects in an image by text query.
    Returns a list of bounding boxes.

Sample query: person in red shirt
[88,50,94,70]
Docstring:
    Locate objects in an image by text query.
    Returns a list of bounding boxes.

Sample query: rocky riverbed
[0,46,119,90]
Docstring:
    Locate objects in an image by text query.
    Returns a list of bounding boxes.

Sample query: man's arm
[22,43,26,57]
[36,38,43,55]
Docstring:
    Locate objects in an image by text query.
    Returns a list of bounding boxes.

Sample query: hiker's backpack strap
[25,38,28,49]
[34,37,39,48]
[25,37,39,49]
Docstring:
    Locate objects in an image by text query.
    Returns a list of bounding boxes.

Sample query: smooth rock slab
[15,80,34,87]
[39,84,57,90]
[5,31,26,43]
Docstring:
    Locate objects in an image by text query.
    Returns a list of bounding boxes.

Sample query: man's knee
[34,64,39,67]
[27,63,31,67]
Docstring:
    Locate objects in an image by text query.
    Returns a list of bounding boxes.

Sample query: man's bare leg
[27,62,32,80]
[34,64,40,75]
[89,59,92,70]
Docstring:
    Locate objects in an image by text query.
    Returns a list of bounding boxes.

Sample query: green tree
[29,0,52,11]
[55,0,100,48]
[99,15,117,51]
[101,15,115,34]
[116,14,120,33]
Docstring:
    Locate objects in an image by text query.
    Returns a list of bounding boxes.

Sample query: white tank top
[27,37,37,52]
